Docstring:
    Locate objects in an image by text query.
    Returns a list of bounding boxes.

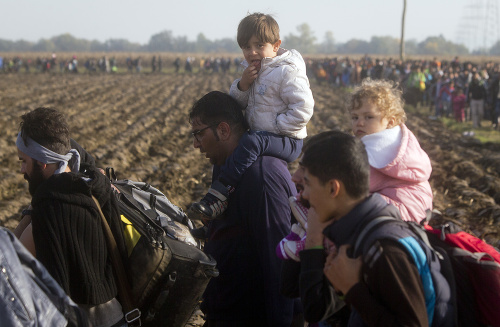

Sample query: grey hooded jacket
[0,227,88,327]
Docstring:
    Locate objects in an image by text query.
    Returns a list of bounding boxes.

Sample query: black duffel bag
[95,168,218,327]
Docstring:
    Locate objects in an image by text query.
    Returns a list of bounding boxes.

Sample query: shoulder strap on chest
[354,216,395,253]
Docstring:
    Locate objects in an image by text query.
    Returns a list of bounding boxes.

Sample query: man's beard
[25,163,45,196]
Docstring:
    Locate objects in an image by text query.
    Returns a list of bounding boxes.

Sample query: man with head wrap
[16,107,128,327]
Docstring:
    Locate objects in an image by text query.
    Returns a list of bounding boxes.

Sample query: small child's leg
[283,235,306,262]
[191,131,303,218]
[190,179,234,219]
[276,223,306,261]
[222,131,303,186]
[289,195,308,229]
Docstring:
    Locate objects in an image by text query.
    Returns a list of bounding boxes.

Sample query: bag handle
[91,196,142,326]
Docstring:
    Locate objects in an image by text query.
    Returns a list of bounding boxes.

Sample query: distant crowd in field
[307,55,500,130]
[1,53,499,129]
[0,53,241,75]
[0,54,125,74]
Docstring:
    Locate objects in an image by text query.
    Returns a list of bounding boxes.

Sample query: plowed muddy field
[1,71,499,325]
[1,72,499,246]
[0,74,500,233]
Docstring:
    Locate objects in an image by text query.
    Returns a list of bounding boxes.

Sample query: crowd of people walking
[0,54,238,75]
[2,53,499,129]
[306,55,500,129]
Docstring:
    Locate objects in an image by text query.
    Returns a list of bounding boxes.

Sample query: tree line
[1,23,498,56]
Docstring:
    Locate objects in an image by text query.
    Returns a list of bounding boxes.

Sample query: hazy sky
[1,0,492,49]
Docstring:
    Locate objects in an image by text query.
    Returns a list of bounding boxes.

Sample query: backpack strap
[354,216,395,254]
[92,196,142,326]
[105,167,117,181]
[355,215,445,262]
[407,223,445,260]
[354,215,457,327]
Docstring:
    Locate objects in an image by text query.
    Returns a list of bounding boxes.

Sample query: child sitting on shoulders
[190,12,314,219]
[278,78,433,261]
[349,78,433,223]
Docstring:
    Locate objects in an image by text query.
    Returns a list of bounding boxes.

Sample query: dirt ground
[0,71,499,325]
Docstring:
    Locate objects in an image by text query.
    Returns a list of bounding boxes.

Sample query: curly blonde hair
[346,78,407,125]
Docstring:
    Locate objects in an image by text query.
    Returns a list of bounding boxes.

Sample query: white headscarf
[16,132,80,174]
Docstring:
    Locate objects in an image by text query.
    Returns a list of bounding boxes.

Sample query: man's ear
[35,160,47,170]
[327,179,341,198]
[216,122,231,141]
[273,40,282,52]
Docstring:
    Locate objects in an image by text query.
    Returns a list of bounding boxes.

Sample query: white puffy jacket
[229,48,314,139]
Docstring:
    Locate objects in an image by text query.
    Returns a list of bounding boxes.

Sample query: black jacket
[468,81,487,101]
[31,164,126,305]
[322,194,430,327]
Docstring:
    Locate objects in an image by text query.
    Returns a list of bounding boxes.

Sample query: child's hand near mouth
[238,64,259,91]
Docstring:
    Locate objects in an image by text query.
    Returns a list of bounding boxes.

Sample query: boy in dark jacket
[299,131,454,327]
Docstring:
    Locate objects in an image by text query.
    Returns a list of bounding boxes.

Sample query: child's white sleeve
[229,78,250,109]
[276,68,314,137]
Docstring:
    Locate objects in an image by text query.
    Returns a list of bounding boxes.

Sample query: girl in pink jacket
[348,78,433,223]
[277,79,433,261]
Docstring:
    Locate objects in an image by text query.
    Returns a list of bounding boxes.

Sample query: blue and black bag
[354,216,500,327]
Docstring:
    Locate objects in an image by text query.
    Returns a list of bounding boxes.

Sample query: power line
[456,0,500,52]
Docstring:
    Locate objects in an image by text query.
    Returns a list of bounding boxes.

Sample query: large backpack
[422,223,500,327]
[106,167,199,249]
[353,216,455,327]
[355,217,500,327]
[101,168,219,327]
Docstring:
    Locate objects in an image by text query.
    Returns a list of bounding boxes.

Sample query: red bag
[424,223,500,327]
[425,224,500,263]
[463,252,500,327]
